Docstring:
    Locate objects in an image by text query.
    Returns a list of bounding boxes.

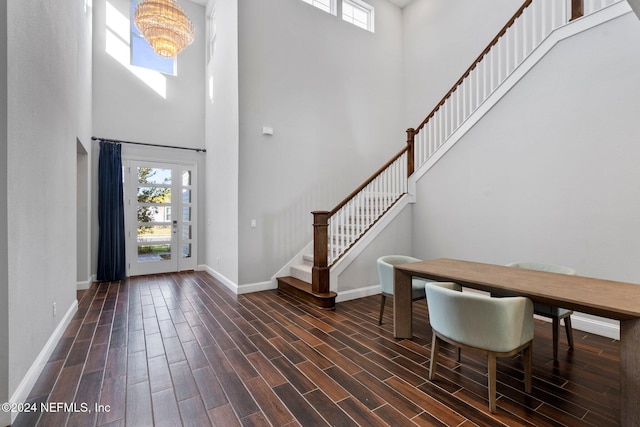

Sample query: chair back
[425,282,534,353]
[508,262,576,276]
[377,255,421,295]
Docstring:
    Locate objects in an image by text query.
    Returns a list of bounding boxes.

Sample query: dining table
[393,258,640,427]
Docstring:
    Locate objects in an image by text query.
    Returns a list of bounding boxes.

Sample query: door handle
[172,220,178,234]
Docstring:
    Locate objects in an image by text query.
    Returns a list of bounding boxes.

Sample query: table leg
[393,268,413,339]
[621,317,640,427]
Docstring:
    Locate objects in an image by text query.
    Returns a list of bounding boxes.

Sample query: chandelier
[134,0,195,58]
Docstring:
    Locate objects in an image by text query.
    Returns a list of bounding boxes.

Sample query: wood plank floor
[11,271,620,427]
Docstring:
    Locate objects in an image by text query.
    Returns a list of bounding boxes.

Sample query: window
[302,0,337,15]
[207,6,217,65]
[130,1,177,75]
[342,0,374,32]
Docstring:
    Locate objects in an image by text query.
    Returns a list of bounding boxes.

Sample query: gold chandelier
[134,0,195,58]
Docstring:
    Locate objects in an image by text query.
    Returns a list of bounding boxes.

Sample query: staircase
[276,0,625,309]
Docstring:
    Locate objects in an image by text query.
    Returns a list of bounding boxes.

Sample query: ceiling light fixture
[134,0,195,58]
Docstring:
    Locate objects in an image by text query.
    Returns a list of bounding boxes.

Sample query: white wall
[403,0,522,127]
[236,0,405,286]
[0,1,8,424]
[411,13,640,331]
[4,0,92,415]
[204,0,240,286]
[92,0,207,274]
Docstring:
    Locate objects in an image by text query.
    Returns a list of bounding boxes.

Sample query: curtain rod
[92,136,206,153]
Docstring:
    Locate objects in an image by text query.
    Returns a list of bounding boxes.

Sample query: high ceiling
[188,0,414,9]
[388,0,413,8]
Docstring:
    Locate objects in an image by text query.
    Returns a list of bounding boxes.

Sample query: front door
[125,160,197,276]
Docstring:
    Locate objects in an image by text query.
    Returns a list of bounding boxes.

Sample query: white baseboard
[336,285,381,303]
[566,314,619,340]
[198,264,238,294]
[197,265,277,295]
[237,281,275,294]
[76,274,93,290]
[8,299,78,424]
[534,313,619,340]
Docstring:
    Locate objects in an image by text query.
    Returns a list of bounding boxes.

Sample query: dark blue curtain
[97,141,126,281]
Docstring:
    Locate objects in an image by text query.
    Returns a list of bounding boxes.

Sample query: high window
[130,1,177,75]
[342,0,374,32]
[302,0,337,15]
[299,0,374,32]
[207,6,217,65]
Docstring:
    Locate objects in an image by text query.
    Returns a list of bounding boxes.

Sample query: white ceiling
[388,0,413,8]
[188,0,414,9]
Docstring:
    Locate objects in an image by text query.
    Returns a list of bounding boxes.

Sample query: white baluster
[476,65,482,110]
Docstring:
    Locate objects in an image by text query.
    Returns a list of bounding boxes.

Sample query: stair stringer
[408,0,632,196]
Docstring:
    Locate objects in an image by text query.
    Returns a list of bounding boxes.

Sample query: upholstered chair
[425,282,534,413]
[376,255,426,325]
[507,262,576,361]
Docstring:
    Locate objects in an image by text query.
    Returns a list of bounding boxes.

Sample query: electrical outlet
[53,302,57,317]
[216,256,220,265]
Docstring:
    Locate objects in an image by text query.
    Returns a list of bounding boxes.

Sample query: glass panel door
[179,166,196,271]
[126,161,196,276]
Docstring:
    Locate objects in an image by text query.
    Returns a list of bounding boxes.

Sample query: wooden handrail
[415,0,534,133]
[329,145,409,216]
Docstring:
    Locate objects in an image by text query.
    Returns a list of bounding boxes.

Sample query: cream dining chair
[376,255,427,325]
[425,282,534,413]
[506,262,576,362]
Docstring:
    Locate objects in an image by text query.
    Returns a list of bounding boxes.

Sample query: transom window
[299,0,374,32]
[302,0,337,15]
[342,0,374,32]
[207,6,217,65]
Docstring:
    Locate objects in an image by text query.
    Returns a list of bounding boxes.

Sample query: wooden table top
[396,258,640,320]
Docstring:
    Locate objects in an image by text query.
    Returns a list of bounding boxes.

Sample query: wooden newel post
[571,0,584,21]
[406,128,415,177]
[312,211,330,294]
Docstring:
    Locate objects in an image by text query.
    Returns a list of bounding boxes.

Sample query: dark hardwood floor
[11,271,620,427]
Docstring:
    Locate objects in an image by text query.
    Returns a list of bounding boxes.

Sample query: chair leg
[429,334,439,381]
[523,344,533,393]
[378,295,386,325]
[456,347,461,362]
[564,316,574,349]
[552,317,560,361]
[488,353,497,413]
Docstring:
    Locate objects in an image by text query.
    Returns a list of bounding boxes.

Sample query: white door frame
[124,159,197,276]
